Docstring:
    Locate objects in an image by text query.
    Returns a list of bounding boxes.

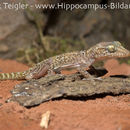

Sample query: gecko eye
[107,45,116,53]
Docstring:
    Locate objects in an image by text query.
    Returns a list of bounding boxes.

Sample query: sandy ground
[0,59,130,130]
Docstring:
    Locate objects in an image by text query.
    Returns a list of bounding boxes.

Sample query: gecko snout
[118,46,130,57]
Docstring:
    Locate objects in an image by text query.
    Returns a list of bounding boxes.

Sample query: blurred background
[0,0,129,66]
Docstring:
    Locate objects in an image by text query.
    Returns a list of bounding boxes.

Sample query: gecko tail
[0,71,26,80]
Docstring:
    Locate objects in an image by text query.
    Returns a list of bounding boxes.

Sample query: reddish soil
[0,58,130,130]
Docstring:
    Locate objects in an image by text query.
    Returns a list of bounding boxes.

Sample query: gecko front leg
[77,66,102,85]
[77,66,94,79]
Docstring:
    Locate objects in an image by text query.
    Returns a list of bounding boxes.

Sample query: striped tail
[0,71,27,80]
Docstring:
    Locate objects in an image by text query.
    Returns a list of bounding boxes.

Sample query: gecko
[0,41,129,80]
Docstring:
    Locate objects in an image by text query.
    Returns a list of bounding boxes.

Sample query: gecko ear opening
[107,45,116,53]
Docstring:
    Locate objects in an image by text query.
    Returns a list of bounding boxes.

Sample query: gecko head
[92,41,130,60]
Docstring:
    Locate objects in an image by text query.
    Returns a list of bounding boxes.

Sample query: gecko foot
[83,77,102,85]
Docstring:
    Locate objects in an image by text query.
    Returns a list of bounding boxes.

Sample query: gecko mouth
[119,50,130,57]
[113,50,130,57]
[99,50,130,59]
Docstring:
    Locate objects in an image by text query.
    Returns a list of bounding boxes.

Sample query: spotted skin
[0,41,129,80]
